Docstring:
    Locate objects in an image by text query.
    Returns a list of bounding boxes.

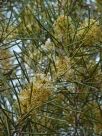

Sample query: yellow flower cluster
[53,16,102,47]
[54,56,73,79]
[53,15,74,44]
[19,78,51,114]
[78,19,102,46]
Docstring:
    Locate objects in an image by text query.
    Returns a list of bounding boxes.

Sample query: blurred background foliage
[0,0,102,135]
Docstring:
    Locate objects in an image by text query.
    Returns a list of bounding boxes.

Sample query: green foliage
[0,0,102,136]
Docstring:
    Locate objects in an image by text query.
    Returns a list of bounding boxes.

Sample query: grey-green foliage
[0,0,102,136]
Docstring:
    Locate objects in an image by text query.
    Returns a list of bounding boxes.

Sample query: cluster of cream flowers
[53,15,102,47]
[53,56,73,80]
[77,19,102,46]
[53,15,74,44]
[19,76,51,114]
[41,37,73,80]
